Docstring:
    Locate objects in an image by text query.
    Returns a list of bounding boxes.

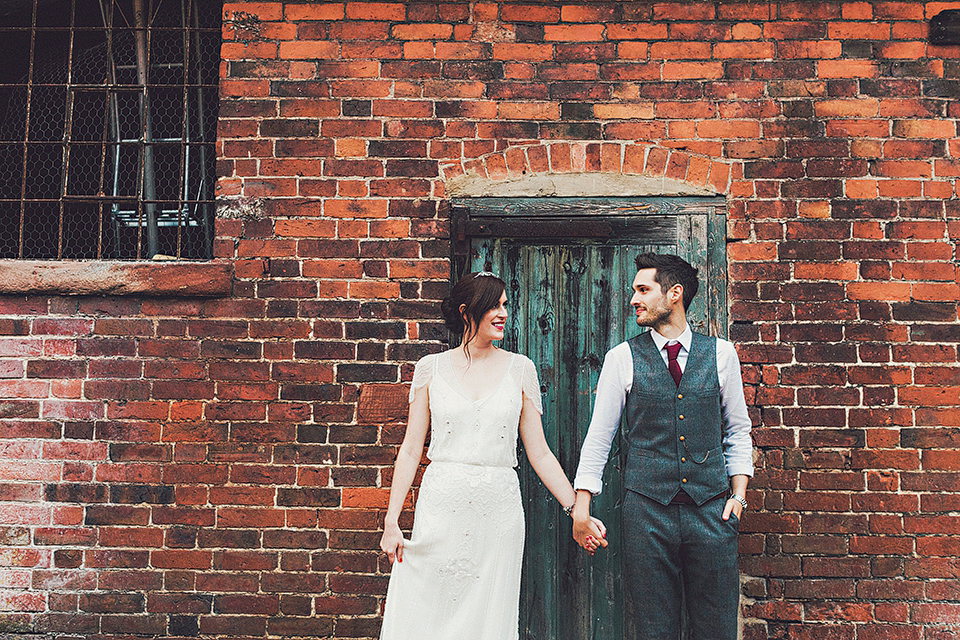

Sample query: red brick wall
[2,1,960,637]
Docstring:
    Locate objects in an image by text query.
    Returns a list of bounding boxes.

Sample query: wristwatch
[729,494,748,510]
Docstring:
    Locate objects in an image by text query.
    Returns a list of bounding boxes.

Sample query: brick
[543,23,605,42]
[714,42,776,60]
[877,180,923,198]
[151,550,213,570]
[84,506,149,526]
[267,616,335,637]
[650,42,711,60]
[779,40,844,60]
[499,4,560,22]
[696,120,763,139]
[652,2,714,20]
[893,119,957,139]
[45,483,107,503]
[662,61,725,80]
[262,530,328,551]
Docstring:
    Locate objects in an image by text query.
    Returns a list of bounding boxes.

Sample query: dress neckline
[441,349,516,406]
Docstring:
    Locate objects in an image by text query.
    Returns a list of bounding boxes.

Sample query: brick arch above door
[440,141,742,198]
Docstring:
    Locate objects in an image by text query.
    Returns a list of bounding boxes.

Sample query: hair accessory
[474,271,497,277]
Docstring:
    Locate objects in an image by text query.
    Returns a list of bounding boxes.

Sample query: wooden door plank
[582,244,635,640]
[707,206,728,339]
[555,245,589,638]
[676,213,709,334]
[519,243,562,640]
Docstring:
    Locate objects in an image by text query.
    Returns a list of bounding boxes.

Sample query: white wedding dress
[379,350,543,640]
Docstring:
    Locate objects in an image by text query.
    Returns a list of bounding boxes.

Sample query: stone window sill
[0,260,233,297]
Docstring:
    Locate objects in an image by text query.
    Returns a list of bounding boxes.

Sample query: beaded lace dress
[379,350,543,640]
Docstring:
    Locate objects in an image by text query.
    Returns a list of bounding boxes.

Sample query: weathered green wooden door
[452,197,727,640]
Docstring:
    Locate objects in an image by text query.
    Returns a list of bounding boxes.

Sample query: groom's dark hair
[635,253,699,311]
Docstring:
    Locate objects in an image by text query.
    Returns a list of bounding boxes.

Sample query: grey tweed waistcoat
[623,331,728,506]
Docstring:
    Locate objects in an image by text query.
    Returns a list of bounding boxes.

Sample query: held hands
[572,515,608,556]
[380,521,405,564]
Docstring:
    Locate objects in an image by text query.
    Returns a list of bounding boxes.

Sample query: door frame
[449,196,729,639]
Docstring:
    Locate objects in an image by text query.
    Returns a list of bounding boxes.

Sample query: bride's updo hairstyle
[441,272,506,347]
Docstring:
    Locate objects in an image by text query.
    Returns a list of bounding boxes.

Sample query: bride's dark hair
[440,272,506,350]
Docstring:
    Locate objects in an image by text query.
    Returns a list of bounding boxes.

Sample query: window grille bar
[58,0,76,259]
[17,0,39,258]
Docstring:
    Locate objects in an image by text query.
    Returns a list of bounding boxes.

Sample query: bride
[378,271,607,639]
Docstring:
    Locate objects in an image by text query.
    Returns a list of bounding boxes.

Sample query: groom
[571,253,753,640]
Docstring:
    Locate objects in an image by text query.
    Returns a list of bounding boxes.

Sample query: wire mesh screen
[0,0,221,260]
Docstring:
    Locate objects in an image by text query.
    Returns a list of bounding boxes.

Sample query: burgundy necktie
[666,342,683,387]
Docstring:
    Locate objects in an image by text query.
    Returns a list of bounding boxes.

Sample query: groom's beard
[634,300,671,328]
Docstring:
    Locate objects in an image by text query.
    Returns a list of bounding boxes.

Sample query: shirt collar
[650,324,692,352]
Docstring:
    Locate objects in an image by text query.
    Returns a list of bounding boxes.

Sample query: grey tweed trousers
[623,490,741,640]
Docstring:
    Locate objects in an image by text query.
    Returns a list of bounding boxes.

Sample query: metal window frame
[0,0,219,260]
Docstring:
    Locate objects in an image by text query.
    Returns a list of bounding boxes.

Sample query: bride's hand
[573,514,608,555]
[380,521,405,564]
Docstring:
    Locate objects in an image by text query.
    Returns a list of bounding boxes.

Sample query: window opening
[0,0,221,260]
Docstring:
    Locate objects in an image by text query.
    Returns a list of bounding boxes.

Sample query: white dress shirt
[574,325,754,495]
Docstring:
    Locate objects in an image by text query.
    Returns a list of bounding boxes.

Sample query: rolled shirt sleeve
[717,339,754,479]
[573,342,632,494]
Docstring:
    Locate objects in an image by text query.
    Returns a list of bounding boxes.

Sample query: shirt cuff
[726,462,754,478]
[573,477,603,495]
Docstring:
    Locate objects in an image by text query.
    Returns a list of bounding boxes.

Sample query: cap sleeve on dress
[408,353,435,403]
[520,356,544,415]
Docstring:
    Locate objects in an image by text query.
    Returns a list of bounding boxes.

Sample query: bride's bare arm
[379,385,430,564]
[518,396,607,553]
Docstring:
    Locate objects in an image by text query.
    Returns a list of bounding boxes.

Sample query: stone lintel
[0,260,234,297]
[446,172,719,198]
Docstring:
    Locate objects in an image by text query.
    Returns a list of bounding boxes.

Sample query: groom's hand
[572,514,607,555]
[572,491,608,555]
[722,498,743,521]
